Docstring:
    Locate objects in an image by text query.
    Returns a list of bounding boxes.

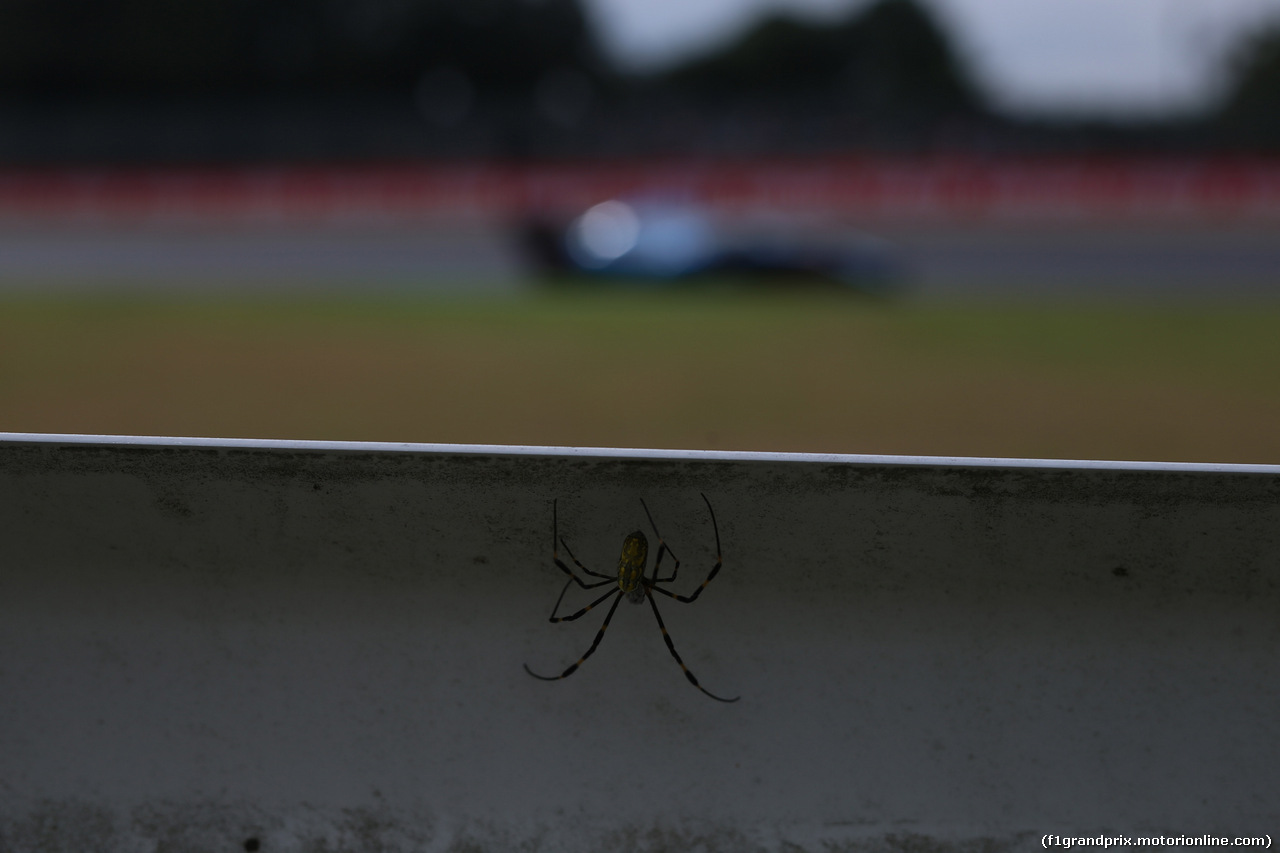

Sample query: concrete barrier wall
[1,434,1277,852]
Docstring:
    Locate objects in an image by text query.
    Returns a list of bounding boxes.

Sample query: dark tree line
[1217,23,1280,148]
[0,0,609,99]
[0,0,1277,161]
[663,0,979,119]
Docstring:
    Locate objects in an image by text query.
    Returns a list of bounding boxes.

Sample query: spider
[523,493,739,703]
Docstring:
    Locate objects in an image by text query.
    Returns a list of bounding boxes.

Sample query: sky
[581,0,1280,117]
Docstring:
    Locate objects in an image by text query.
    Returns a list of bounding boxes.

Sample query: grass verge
[2,290,1278,463]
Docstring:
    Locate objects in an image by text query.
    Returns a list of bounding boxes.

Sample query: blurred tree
[0,0,609,101]
[1216,22,1280,147]
[662,0,983,120]
[0,0,261,96]
[6,0,1253,159]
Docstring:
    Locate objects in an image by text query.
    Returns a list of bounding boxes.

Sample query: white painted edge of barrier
[3,431,1279,474]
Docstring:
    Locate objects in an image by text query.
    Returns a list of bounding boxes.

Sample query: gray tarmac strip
[0,220,1278,296]
[0,223,525,293]
[879,223,1280,296]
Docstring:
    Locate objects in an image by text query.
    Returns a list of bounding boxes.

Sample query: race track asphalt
[1,220,1278,297]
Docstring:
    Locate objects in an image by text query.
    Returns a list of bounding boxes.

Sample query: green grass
[2,291,1278,463]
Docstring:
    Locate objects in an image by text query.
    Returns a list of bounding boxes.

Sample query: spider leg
[644,587,738,702]
[649,493,722,604]
[640,497,681,583]
[559,538,612,583]
[552,499,612,587]
[547,582,619,623]
[524,589,625,681]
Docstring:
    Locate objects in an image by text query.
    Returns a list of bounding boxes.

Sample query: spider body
[523,495,737,702]
[618,531,648,603]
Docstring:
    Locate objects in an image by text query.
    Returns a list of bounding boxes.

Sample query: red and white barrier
[3,157,1280,225]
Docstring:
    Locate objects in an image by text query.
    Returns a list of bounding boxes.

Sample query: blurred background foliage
[1219,23,1280,143]
[664,2,980,114]
[0,0,606,97]
[2,0,1279,161]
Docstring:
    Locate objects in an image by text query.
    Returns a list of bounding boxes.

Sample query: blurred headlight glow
[569,200,641,267]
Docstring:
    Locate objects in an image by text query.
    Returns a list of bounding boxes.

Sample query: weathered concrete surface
[1,434,1277,852]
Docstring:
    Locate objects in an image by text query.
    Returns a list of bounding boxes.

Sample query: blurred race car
[519,199,901,292]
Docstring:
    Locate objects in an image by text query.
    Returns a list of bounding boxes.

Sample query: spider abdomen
[617,531,648,600]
